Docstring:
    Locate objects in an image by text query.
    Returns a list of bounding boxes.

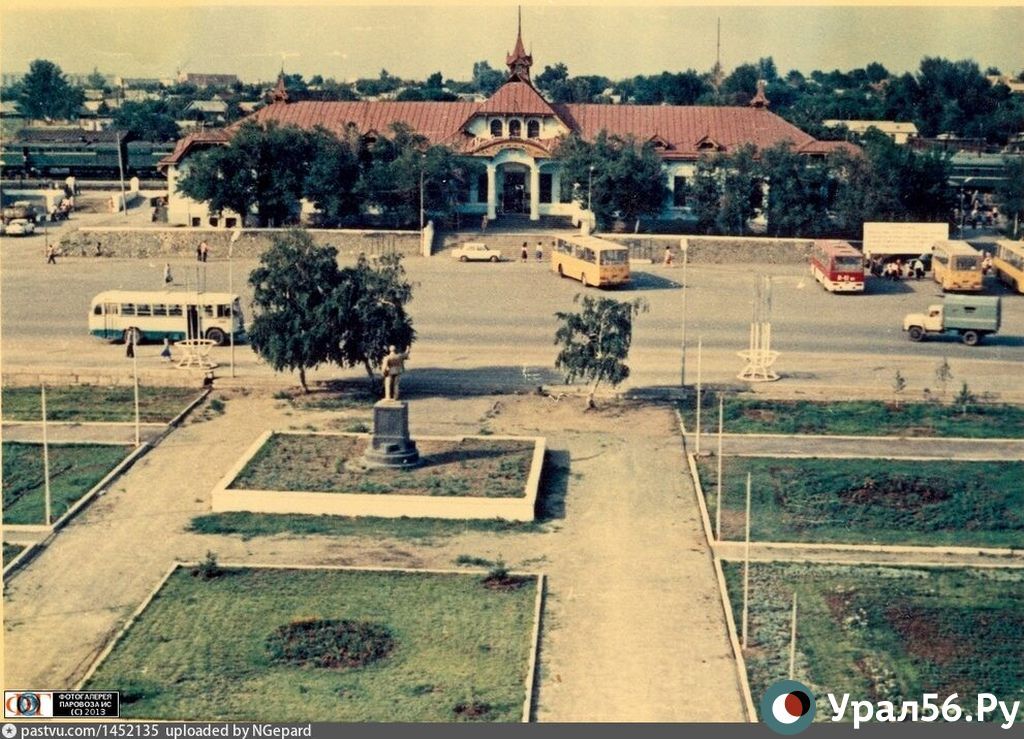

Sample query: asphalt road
[3,224,1024,396]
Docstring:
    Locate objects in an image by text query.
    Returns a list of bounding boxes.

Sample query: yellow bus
[89,290,245,345]
[931,240,982,292]
[551,235,630,287]
[993,239,1024,294]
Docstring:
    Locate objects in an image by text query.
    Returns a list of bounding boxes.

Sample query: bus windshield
[954,256,980,271]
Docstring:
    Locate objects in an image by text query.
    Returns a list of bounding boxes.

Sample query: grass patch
[2,442,132,525]
[681,397,1024,438]
[700,456,1024,548]
[84,567,537,721]
[3,542,25,565]
[1,385,200,424]
[722,562,1024,721]
[189,512,542,541]
[231,434,534,498]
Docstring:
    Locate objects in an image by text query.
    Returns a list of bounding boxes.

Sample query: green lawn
[190,512,542,540]
[2,442,132,525]
[2,385,201,423]
[232,433,534,498]
[85,567,538,722]
[700,456,1024,548]
[680,397,1024,438]
[723,562,1024,721]
[3,542,25,565]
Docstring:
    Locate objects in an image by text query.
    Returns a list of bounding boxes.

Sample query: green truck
[902,294,1001,346]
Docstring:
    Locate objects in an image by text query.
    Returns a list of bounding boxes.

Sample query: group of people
[870,257,926,281]
[520,240,549,262]
[126,336,174,362]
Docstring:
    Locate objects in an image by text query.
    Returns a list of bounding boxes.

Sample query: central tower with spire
[505,7,533,83]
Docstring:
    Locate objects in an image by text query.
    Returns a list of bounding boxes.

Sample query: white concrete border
[75,561,545,724]
[211,430,545,522]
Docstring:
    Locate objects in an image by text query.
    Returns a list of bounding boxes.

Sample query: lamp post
[680,238,689,388]
[587,165,595,212]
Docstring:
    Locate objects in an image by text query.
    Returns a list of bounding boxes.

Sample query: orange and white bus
[993,239,1024,294]
[932,240,982,292]
[810,240,864,292]
[551,236,630,288]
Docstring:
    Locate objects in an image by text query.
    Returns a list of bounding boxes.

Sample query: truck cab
[903,295,1001,346]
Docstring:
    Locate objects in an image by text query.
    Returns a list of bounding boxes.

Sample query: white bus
[89,290,245,345]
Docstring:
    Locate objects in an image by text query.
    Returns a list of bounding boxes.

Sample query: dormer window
[490,119,503,137]
[527,119,540,138]
[509,119,522,138]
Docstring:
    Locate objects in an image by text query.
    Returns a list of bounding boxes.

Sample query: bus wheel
[908,326,925,342]
[961,330,980,346]
[206,328,227,346]
[123,327,142,345]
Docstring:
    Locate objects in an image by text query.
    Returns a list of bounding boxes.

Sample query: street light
[587,165,595,212]
[680,238,689,388]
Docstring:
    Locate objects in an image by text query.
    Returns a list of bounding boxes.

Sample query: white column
[529,163,541,221]
[552,169,561,205]
[486,164,497,220]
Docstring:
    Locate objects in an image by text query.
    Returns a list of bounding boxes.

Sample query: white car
[5,219,36,236]
[451,242,502,262]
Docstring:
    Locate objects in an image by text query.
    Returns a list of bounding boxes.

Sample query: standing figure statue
[381,345,410,400]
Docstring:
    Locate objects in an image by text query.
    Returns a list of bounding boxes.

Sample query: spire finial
[506,6,533,83]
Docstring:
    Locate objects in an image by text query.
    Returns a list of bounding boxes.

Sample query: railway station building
[160,24,852,229]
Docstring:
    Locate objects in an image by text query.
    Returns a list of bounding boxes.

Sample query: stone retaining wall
[601,234,816,264]
[59,227,425,259]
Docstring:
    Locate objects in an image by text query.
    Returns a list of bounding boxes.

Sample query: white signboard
[862,222,950,258]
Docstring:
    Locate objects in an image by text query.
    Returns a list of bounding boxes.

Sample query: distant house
[178,72,240,89]
[823,119,919,145]
[161,23,855,228]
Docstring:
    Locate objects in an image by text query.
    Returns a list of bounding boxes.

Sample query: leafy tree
[111,100,180,141]
[303,126,364,226]
[471,61,504,95]
[720,63,759,104]
[996,157,1024,238]
[689,157,722,234]
[247,230,344,392]
[555,132,667,229]
[892,370,907,410]
[17,59,85,121]
[935,357,954,400]
[536,63,569,98]
[554,295,648,409]
[717,144,763,235]
[761,142,831,237]
[177,121,314,226]
[333,253,416,388]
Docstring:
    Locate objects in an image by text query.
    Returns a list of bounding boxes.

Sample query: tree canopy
[16,59,85,121]
[554,295,648,409]
[248,230,415,392]
[111,100,180,141]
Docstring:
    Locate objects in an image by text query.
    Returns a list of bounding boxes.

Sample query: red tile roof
[555,104,817,159]
[159,129,230,167]
[162,82,849,165]
[476,81,558,117]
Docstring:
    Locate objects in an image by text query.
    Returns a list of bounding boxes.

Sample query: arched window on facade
[527,119,540,138]
[490,119,503,137]
[509,119,522,138]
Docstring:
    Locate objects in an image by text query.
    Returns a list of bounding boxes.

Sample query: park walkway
[4,392,747,721]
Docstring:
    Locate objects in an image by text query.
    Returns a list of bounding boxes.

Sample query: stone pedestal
[361,400,420,469]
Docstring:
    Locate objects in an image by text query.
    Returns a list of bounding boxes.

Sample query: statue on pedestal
[381,345,410,401]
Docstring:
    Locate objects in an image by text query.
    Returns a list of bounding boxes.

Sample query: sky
[1,3,1023,85]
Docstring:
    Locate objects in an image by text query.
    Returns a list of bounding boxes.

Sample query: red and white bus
[810,240,865,293]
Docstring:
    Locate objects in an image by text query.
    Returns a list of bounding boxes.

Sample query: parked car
[5,219,36,236]
[451,242,502,262]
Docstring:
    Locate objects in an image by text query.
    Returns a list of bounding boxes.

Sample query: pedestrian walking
[160,338,172,362]
[521,242,528,263]
[199,241,209,263]
[481,214,488,233]
[663,245,674,266]
[535,241,544,261]
[196,242,202,261]
[163,263,173,285]
[912,257,925,280]
[126,335,135,359]
[46,245,57,264]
